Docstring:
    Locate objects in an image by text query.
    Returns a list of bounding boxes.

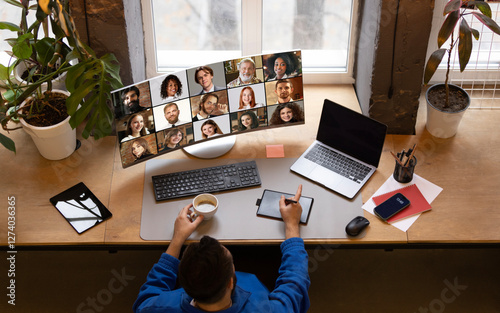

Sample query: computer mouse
[345,216,370,237]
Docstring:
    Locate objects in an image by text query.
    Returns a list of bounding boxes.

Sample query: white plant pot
[20,90,76,160]
[425,84,470,139]
[15,61,68,91]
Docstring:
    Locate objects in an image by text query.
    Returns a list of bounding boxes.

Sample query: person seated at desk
[133,185,310,313]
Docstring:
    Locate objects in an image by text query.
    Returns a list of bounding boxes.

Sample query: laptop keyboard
[305,145,371,183]
[152,160,261,201]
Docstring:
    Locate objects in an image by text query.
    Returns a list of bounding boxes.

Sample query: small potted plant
[423,0,500,138]
[0,0,123,159]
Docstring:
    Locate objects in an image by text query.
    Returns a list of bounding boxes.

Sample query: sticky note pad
[266,145,285,158]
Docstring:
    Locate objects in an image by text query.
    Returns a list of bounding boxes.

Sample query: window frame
[140,0,358,84]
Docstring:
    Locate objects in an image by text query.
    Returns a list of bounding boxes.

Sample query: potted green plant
[0,0,123,158]
[423,0,500,138]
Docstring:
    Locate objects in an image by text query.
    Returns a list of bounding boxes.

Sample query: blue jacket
[133,237,310,313]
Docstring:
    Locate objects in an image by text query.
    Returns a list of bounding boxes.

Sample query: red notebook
[372,184,431,223]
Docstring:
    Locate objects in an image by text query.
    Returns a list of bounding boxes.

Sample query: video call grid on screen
[112,50,304,168]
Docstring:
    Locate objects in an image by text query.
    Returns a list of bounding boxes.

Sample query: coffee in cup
[193,193,218,220]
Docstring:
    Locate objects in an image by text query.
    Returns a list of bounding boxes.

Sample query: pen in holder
[393,154,417,183]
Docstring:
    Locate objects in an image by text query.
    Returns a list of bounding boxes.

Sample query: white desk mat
[141,158,363,241]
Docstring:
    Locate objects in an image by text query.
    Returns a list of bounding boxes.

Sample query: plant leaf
[66,78,96,115]
[38,0,51,14]
[2,89,16,102]
[67,57,120,139]
[0,133,16,153]
[444,0,461,15]
[438,10,460,48]
[471,1,492,18]
[0,21,21,32]
[34,37,56,67]
[3,0,25,8]
[0,64,11,81]
[472,12,500,36]
[70,92,98,127]
[65,62,87,93]
[458,19,472,72]
[470,27,480,40]
[424,49,446,84]
[12,33,33,60]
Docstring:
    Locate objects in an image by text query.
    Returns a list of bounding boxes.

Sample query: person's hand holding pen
[279,184,303,239]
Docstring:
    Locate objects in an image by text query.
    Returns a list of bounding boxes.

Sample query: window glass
[262,0,353,72]
[149,0,355,81]
[0,3,33,66]
[151,0,242,71]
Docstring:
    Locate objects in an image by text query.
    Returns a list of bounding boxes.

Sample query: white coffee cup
[193,193,219,220]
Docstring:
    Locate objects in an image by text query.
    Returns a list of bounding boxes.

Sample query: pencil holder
[393,156,417,183]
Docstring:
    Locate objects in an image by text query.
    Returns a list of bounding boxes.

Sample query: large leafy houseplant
[424,0,500,109]
[0,0,123,153]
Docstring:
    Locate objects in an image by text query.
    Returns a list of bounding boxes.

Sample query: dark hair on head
[238,110,259,131]
[179,236,233,304]
[160,75,183,99]
[269,102,304,125]
[122,85,140,100]
[194,66,214,84]
[130,137,151,159]
[275,78,294,90]
[267,53,299,77]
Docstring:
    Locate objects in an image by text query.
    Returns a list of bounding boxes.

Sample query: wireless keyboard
[152,160,261,201]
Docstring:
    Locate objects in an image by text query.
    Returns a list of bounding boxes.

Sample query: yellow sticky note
[266,145,285,158]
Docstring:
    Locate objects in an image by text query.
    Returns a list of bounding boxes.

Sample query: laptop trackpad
[308,167,342,189]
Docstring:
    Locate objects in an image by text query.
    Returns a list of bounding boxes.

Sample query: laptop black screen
[316,99,387,167]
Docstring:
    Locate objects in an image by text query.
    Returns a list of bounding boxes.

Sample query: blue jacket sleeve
[269,237,310,313]
[132,253,180,313]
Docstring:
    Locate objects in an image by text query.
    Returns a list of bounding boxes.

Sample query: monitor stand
[183,135,236,159]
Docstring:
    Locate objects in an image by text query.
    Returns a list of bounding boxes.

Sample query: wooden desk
[2,85,499,246]
[0,126,116,246]
[401,108,500,243]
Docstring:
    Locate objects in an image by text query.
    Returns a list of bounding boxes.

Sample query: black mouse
[345,216,370,237]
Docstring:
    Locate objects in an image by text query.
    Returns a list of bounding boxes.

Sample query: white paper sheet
[362,174,443,232]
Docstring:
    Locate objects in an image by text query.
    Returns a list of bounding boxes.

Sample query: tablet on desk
[49,182,112,234]
[256,189,313,224]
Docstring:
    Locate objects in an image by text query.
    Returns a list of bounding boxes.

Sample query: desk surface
[2,85,499,246]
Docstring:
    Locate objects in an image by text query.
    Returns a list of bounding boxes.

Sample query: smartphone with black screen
[374,192,410,221]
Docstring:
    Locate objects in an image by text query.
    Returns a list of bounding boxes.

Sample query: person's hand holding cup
[192,193,218,220]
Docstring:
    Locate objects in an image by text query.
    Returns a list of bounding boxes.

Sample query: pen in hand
[284,198,298,205]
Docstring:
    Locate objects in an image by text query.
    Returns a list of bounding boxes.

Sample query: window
[142,0,357,83]
[0,3,27,66]
[426,1,500,109]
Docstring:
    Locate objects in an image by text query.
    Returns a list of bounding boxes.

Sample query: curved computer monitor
[112,50,304,168]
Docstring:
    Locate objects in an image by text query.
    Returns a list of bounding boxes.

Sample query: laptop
[291,99,387,199]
